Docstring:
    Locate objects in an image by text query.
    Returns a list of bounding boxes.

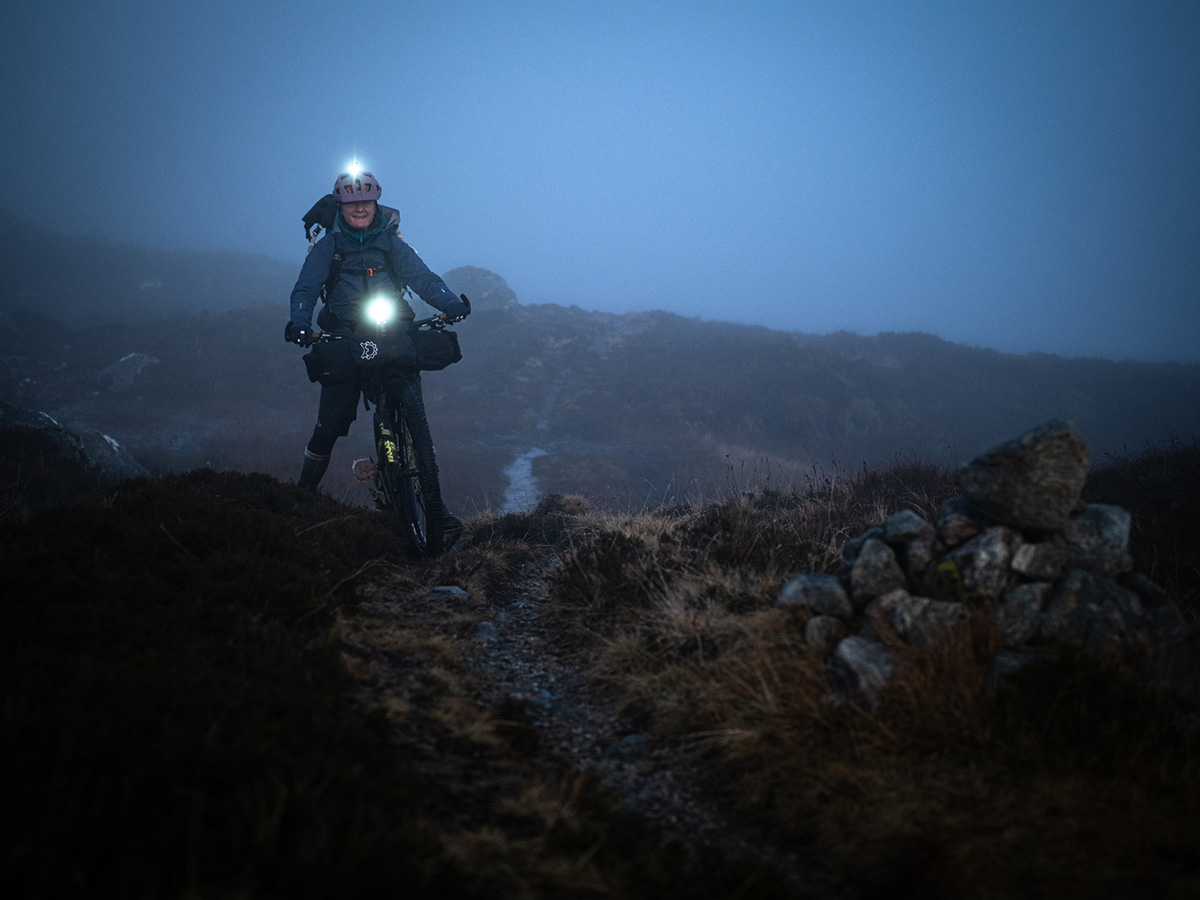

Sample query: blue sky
[3,0,1198,361]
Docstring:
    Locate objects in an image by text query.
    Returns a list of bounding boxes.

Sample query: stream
[499,447,548,514]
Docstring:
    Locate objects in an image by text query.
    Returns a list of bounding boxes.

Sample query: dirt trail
[463,556,848,898]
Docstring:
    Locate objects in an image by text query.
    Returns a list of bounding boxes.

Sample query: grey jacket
[289,206,459,331]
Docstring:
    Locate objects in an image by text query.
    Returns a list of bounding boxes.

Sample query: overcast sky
[3,0,1198,362]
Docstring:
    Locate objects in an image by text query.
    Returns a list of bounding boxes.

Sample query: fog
[2,0,1198,362]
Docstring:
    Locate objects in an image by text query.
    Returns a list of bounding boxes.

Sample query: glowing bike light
[365,296,397,327]
[347,159,363,178]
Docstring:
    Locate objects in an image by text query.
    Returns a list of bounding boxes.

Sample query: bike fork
[372,413,395,508]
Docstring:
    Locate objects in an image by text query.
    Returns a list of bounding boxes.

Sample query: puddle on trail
[500,448,548,514]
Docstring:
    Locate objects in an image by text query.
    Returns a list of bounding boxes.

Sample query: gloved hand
[441,297,467,322]
[285,320,314,347]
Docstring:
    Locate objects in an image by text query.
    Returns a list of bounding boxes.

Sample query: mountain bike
[312,295,469,557]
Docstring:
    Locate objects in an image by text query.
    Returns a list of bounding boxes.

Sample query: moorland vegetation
[3,222,1198,894]
[1,424,1197,898]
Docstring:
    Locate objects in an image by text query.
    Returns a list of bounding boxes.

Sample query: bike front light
[365,296,398,328]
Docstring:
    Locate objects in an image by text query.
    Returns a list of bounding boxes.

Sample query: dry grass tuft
[546,451,1200,897]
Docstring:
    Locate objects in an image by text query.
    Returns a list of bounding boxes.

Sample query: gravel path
[463,556,850,898]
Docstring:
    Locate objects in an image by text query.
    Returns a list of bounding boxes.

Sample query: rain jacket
[289,206,460,332]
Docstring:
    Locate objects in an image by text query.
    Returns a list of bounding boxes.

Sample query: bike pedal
[352,457,378,483]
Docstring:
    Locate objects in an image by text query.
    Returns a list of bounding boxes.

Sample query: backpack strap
[383,231,409,301]
[322,242,344,303]
[318,233,411,335]
[322,230,409,303]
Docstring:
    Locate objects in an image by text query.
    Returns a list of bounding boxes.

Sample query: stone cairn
[778,419,1196,707]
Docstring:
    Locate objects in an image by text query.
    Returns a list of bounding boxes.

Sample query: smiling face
[340,200,377,231]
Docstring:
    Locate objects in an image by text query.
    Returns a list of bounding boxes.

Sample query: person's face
[340,200,377,231]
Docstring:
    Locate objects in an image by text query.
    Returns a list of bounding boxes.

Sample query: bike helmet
[333,171,382,203]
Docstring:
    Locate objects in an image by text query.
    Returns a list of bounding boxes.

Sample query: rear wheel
[374,378,444,557]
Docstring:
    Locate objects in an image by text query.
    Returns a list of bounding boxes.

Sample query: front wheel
[374,377,445,557]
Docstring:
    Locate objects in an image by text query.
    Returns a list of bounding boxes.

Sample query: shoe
[441,502,464,535]
[298,449,330,491]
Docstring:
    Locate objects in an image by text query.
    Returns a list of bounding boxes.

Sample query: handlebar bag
[412,327,463,371]
[352,330,419,379]
[302,338,358,385]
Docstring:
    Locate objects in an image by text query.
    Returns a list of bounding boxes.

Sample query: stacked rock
[778,420,1193,705]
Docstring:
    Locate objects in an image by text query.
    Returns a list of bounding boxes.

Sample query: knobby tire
[374,376,444,557]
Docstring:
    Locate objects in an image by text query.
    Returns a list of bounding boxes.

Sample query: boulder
[943,525,1022,601]
[1061,504,1132,576]
[426,585,471,600]
[995,582,1051,645]
[901,532,944,588]
[96,352,160,392]
[779,572,852,619]
[1010,505,1132,580]
[888,595,969,649]
[828,636,897,707]
[955,419,1089,532]
[937,496,985,547]
[842,526,883,569]
[0,400,149,489]
[1039,570,1142,654]
[861,588,910,641]
[804,615,849,654]
[882,509,934,544]
[848,538,907,610]
[1010,539,1071,581]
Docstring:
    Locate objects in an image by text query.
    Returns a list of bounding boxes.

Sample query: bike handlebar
[298,293,471,343]
[413,293,472,329]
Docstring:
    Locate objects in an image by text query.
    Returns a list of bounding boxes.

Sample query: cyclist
[285,169,466,533]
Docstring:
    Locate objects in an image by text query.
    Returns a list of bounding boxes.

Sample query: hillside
[434,302,1200,506]
[0,209,295,324]
[1,419,1197,897]
[1,214,1196,511]
[1,280,1196,515]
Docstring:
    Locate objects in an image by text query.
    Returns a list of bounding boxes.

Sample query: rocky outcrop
[779,419,1196,708]
[0,400,150,489]
[442,266,519,309]
[97,352,160,392]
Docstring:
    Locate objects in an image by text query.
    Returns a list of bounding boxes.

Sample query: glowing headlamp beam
[366,296,397,327]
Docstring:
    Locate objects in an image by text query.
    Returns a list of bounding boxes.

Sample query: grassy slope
[1,437,1197,898]
[0,464,792,899]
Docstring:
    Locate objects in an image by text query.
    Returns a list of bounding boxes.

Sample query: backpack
[301,193,340,250]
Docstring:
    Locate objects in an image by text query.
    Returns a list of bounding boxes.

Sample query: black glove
[285,320,314,347]
[442,297,467,322]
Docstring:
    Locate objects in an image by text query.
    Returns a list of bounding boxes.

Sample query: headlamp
[347,159,363,178]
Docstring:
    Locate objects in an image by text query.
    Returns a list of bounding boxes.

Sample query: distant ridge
[0,210,295,324]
